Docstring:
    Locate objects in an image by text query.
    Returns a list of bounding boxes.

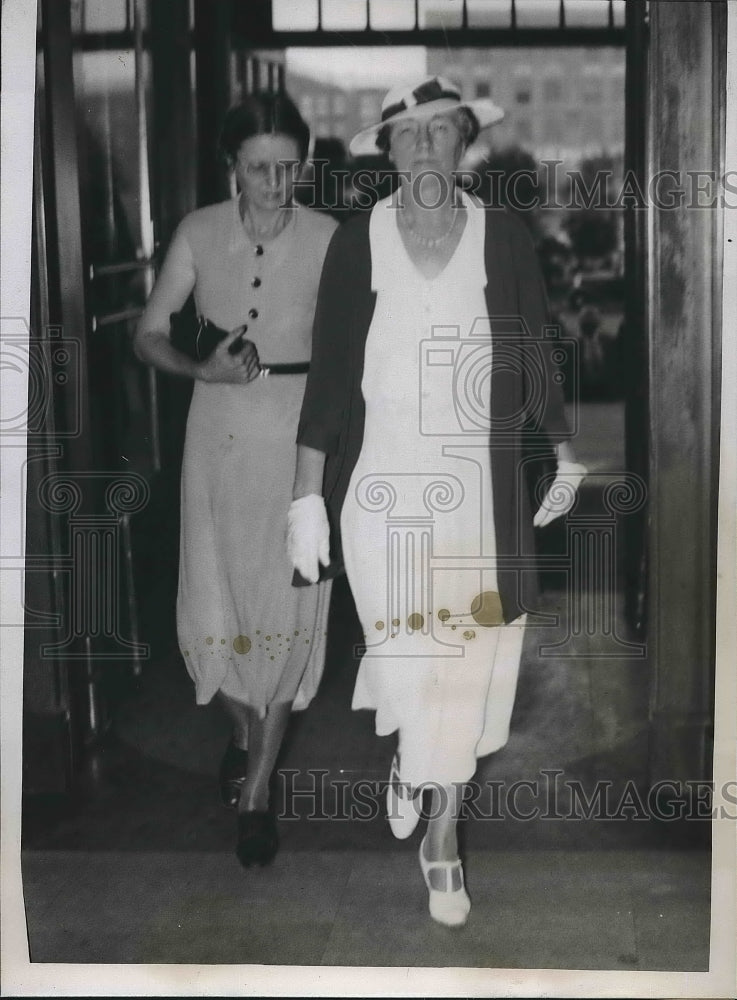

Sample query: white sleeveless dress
[342,192,526,789]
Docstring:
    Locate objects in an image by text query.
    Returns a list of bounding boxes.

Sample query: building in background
[287,71,350,142]
[427,46,625,164]
[286,46,623,169]
[287,70,386,151]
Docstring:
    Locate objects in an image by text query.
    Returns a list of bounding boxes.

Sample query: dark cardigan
[297,204,570,623]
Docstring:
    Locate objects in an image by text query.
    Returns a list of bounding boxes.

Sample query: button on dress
[343,193,526,788]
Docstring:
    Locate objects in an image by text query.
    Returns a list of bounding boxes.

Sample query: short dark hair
[375,106,480,155]
[220,92,310,164]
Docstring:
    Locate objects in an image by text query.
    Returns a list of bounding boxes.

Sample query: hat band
[381,79,461,123]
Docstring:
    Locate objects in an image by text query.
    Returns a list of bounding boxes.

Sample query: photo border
[2,1,735,994]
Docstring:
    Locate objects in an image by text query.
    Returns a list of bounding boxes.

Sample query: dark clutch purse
[291,504,345,587]
[169,301,245,361]
[291,559,344,588]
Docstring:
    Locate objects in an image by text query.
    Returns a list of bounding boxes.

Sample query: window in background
[516,118,532,144]
[564,0,612,27]
[583,113,603,147]
[515,0,561,28]
[513,64,533,107]
[442,64,464,87]
[369,0,416,30]
[68,6,160,476]
[582,67,604,104]
[272,0,319,31]
[467,0,512,28]
[611,0,627,27]
[609,65,626,102]
[564,109,581,147]
[273,0,627,33]
[544,78,563,102]
[360,93,377,124]
[77,0,129,32]
[419,0,463,29]
[321,0,367,31]
[543,115,562,143]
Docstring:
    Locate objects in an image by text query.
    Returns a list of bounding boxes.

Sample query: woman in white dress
[135,94,337,868]
[289,77,586,925]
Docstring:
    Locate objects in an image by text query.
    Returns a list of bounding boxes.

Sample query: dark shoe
[219,741,249,809]
[236,809,279,868]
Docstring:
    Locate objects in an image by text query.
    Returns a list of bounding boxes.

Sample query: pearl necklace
[399,204,459,250]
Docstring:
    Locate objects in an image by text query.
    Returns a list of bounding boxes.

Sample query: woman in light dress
[135,94,337,868]
[289,77,586,925]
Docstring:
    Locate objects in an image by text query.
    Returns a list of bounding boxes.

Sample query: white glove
[533,460,588,528]
[287,494,330,584]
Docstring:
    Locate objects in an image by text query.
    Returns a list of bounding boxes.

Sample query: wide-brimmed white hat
[349,75,504,157]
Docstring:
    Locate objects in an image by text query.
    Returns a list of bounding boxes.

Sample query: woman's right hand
[197,327,261,384]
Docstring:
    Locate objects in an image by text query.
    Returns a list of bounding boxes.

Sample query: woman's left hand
[287,494,331,584]
[533,461,588,528]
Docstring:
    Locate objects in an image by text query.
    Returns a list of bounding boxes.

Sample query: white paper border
[2,0,735,995]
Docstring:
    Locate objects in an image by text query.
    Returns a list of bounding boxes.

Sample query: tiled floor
[21,847,709,968]
[20,472,712,969]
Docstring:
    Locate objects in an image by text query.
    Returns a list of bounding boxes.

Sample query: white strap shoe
[386,753,421,839]
[419,835,471,927]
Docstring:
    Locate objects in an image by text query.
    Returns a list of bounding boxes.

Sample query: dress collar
[370,188,484,289]
[228,195,298,253]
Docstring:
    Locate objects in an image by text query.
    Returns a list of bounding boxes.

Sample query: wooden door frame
[645,1,726,788]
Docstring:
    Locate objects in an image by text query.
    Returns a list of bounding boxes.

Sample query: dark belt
[259,362,310,376]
